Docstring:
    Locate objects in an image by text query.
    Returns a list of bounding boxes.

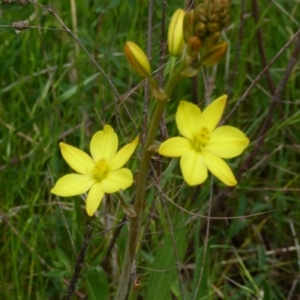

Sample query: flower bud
[183,9,196,42]
[191,0,231,46]
[195,21,207,38]
[124,41,151,78]
[200,41,228,66]
[186,36,202,59]
[202,32,221,48]
[168,9,185,56]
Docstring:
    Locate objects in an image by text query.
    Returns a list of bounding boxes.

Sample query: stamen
[93,159,108,180]
[193,126,210,151]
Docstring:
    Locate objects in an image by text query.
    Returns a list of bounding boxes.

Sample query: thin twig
[221,245,300,265]
[252,0,276,94]
[222,28,300,124]
[66,225,93,300]
[141,0,154,145]
[192,177,213,300]
[227,0,245,96]
[237,34,300,178]
[146,163,185,298]
[271,0,299,26]
[201,66,210,105]
[28,0,120,101]
[69,0,80,56]
[0,24,67,31]
[33,3,57,100]
[287,278,299,300]
[214,31,300,210]
[184,0,194,10]
[2,215,85,298]
[136,265,182,273]
[158,1,168,138]
[159,185,185,299]
[251,0,297,147]
[47,165,77,257]
[289,220,300,269]
[100,216,128,272]
[28,0,139,137]
[158,0,167,87]
[161,184,279,220]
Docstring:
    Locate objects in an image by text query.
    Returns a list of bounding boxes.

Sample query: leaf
[44,269,70,277]
[192,246,209,299]
[86,266,109,300]
[0,72,101,142]
[55,247,71,271]
[263,281,272,300]
[56,72,101,103]
[95,0,121,14]
[146,227,186,300]
[0,2,21,11]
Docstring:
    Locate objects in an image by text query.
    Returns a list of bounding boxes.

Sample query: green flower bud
[168,9,185,56]
[124,41,151,78]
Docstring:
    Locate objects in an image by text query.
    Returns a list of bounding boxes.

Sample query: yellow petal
[207,126,250,158]
[90,125,118,163]
[86,182,105,216]
[60,143,95,175]
[158,137,192,157]
[102,168,133,193]
[199,95,227,132]
[51,174,96,197]
[202,151,237,186]
[180,150,208,185]
[176,101,202,140]
[108,136,139,171]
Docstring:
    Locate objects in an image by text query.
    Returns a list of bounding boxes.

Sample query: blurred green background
[0,0,299,299]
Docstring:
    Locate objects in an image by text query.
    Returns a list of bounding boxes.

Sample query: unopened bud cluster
[184,0,231,48]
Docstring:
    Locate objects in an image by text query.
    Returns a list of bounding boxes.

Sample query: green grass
[1,0,300,299]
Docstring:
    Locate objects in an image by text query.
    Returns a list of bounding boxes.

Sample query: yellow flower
[51,125,139,216]
[158,95,249,186]
[168,9,185,56]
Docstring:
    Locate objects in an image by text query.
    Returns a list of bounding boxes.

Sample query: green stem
[128,289,138,300]
[115,58,187,300]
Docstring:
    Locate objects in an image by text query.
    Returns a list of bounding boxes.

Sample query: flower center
[93,159,108,181]
[193,126,210,151]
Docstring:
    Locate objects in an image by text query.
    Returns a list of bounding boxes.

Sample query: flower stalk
[115,57,189,300]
